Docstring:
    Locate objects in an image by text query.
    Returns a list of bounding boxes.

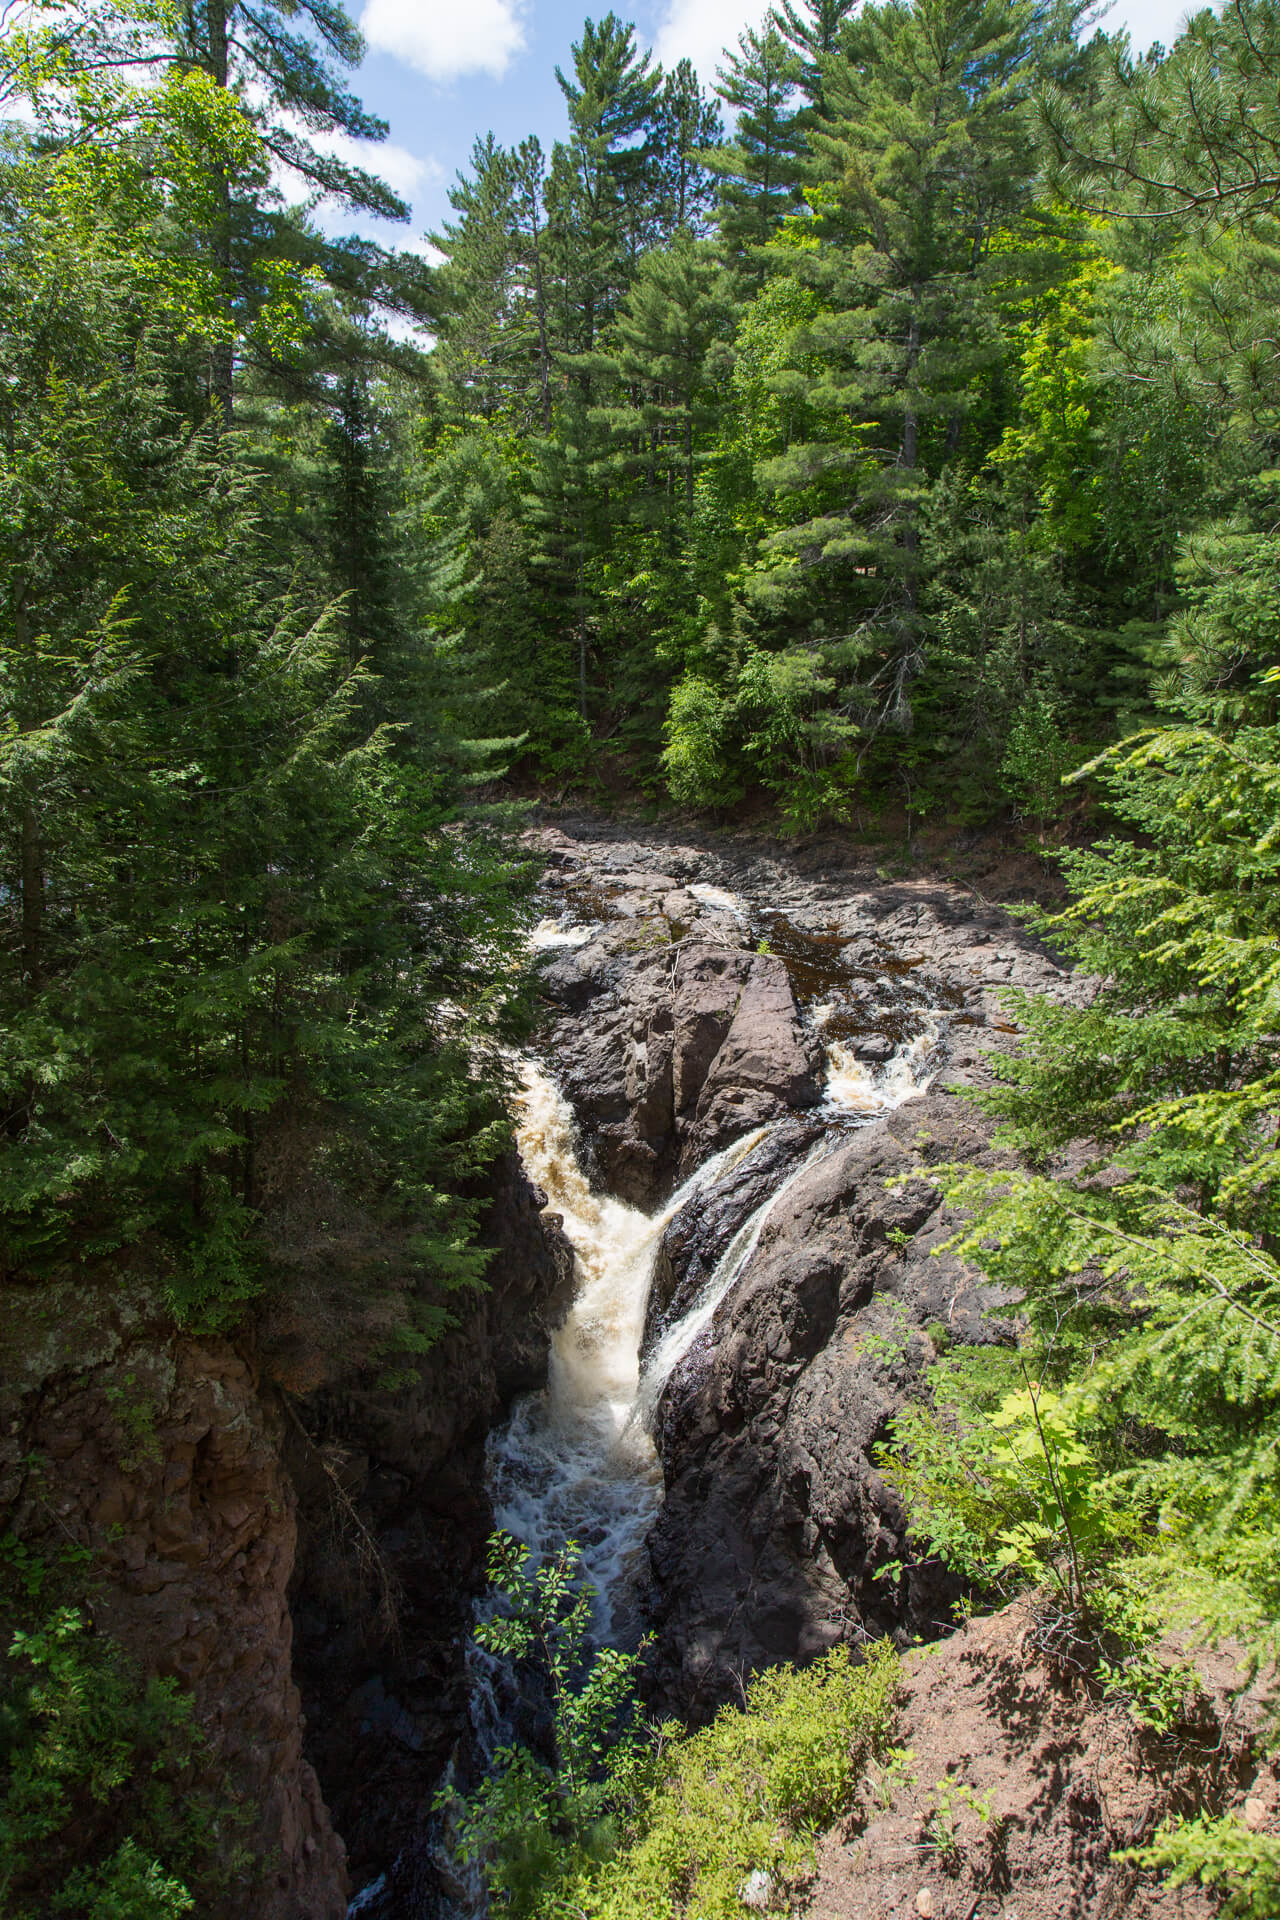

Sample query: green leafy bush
[883,1358,1121,1613]
[0,1606,228,1918]
[1125,1813,1280,1918]
[441,1534,650,1915]
[998,695,1078,827]
[563,1638,900,1920]
[661,674,743,811]
[446,1534,900,1920]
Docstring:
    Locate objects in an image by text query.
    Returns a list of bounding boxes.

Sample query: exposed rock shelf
[515,819,1083,1715]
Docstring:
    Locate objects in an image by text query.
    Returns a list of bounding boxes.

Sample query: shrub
[561,1639,900,1920]
[0,1605,229,1918]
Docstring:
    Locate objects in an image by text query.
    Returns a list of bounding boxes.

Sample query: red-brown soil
[804,1601,1278,1920]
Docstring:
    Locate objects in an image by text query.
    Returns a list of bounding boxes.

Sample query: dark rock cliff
[526,820,1083,1720]
[288,1150,574,1908]
[645,1093,1015,1714]
[0,1151,572,1919]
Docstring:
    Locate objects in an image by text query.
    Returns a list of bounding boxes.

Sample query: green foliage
[0,51,535,1353]
[441,1533,650,1915]
[0,1607,224,1918]
[884,1362,1119,1612]
[661,675,742,810]
[445,1534,899,1920]
[998,696,1078,825]
[1124,1813,1280,1918]
[559,1639,900,1920]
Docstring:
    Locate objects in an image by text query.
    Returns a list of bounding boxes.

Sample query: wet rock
[682,953,822,1172]
[645,1122,825,1352]
[518,818,1083,1718]
[645,1094,1016,1716]
[549,943,823,1209]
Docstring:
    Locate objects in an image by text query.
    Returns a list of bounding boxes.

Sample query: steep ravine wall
[0,1152,572,1919]
[0,818,1109,1917]
[0,1279,349,1919]
[288,1152,574,1907]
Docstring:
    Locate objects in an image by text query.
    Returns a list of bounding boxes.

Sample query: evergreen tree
[432,136,526,423]
[550,14,663,360]
[594,233,732,516]
[706,25,805,265]
[176,0,421,412]
[0,52,531,1354]
[772,0,859,115]
[512,137,557,430]
[653,58,724,236]
[758,0,1075,737]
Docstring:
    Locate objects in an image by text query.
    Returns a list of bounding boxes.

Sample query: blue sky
[327,0,1207,258]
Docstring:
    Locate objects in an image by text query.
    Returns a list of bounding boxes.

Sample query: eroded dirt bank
[805,1598,1275,1920]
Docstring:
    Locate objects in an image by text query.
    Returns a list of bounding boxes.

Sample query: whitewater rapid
[488,1001,943,1638]
[489,1064,767,1638]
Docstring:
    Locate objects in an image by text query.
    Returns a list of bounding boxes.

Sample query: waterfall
[493,1020,940,1632]
[635,1137,833,1420]
[822,1021,941,1113]
[487,1064,767,1637]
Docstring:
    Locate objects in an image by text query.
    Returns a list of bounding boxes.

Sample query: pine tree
[549,13,663,360]
[432,136,525,423]
[653,58,724,236]
[175,0,419,413]
[772,0,859,116]
[706,25,804,265]
[0,75,532,1353]
[512,137,556,431]
[758,0,1074,736]
[593,233,732,516]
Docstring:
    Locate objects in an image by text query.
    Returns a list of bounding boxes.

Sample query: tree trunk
[894,297,922,727]
[207,0,235,422]
[14,594,42,994]
[20,800,42,995]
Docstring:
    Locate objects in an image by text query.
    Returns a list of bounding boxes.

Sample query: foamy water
[528,917,595,950]
[635,1136,834,1421]
[819,1019,941,1114]
[688,881,745,917]
[489,1065,766,1636]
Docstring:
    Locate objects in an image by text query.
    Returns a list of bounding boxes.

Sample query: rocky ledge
[526,817,1084,1710]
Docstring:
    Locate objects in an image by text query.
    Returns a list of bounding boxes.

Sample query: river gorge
[329,817,1082,1916]
[9,815,1240,1920]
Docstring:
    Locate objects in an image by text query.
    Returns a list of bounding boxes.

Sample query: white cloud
[651,0,773,81]
[360,0,528,81]
[312,129,444,202]
[651,0,1198,84]
[1105,0,1197,49]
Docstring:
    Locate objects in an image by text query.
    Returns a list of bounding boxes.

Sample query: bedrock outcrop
[0,1151,572,1920]
[0,1282,349,1920]
[645,1092,1014,1713]
[543,933,824,1208]
[523,816,1084,1712]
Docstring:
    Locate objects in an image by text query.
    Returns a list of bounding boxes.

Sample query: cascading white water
[819,1019,942,1114]
[687,881,746,917]
[528,917,595,950]
[635,1137,834,1422]
[488,1063,767,1636]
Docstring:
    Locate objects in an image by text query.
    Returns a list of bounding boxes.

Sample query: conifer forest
[3,2,1280,1917]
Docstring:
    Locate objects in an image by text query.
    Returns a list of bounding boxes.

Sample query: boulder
[644,1093,1017,1716]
